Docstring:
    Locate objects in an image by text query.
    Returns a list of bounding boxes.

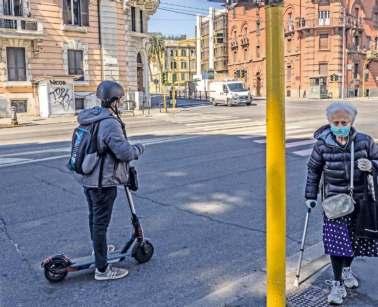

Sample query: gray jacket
[77,107,141,188]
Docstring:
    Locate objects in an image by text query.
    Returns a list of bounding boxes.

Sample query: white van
[208,81,252,106]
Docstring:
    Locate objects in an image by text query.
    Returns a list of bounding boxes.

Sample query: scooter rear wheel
[133,240,154,264]
[44,260,68,283]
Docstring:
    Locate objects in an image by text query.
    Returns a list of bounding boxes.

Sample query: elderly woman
[305,102,378,305]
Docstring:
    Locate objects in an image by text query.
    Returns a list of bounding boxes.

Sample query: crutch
[294,176,324,288]
[294,206,313,288]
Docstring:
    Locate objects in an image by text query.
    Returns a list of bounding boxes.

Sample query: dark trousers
[84,187,117,271]
[330,256,354,282]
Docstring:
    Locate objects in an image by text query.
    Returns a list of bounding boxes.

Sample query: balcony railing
[293,16,363,32]
[367,50,378,60]
[0,15,43,39]
[295,17,343,30]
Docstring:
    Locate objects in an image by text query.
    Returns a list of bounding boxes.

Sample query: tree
[148,35,165,93]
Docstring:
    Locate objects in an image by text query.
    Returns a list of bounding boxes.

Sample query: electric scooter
[41,176,154,283]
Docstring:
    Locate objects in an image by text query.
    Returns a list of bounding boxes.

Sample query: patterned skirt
[323,202,378,257]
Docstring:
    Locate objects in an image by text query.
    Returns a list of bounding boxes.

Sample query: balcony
[285,21,295,36]
[295,17,343,31]
[367,50,378,61]
[240,37,249,48]
[0,15,43,40]
[230,40,238,50]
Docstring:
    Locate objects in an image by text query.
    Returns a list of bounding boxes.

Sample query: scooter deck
[70,252,128,270]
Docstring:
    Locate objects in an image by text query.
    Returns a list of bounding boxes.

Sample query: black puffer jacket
[305,125,378,200]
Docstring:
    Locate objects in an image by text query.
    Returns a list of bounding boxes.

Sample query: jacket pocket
[113,161,129,185]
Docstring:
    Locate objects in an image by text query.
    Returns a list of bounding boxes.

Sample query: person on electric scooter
[78,80,144,281]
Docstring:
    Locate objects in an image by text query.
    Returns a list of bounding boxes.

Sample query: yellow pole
[265,1,286,307]
[163,92,167,113]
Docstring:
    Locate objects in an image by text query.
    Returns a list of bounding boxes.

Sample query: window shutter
[80,0,89,26]
[7,48,17,81]
[63,0,72,25]
[68,50,75,75]
[131,7,136,31]
[319,34,328,50]
[140,10,143,33]
[16,48,26,81]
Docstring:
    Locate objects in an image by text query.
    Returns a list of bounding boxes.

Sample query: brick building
[228,0,378,98]
[0,0,159,117]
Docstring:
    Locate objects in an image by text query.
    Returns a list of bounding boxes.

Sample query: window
[232,8,236,19]
[181,49,187,57]
[3,0,23,16]
[6,47,26,81]
[181,72,185,80]
[170,49,174,56]
[172,73,177,83]
[11,100,27,113]
[131,6,136,31]
[181,62,187,69]
[256,45,260,58]
[175,50,178,57]
[75,97,85,111]
[318,11,330,26]
[354,63,359,79]
[68,49,84,81]
[287,65,292,81]
[319,62,328,76]
[319,33,329,50]
[63,0,89,26]
[140,10,143,33]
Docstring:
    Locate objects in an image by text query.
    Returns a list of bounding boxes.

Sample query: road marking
[292,148,313,157]
[286,139,315,148]
[0,157,31,165]
[254,139,315,147]
[0,135,200,168]
[0,147,71,158]
[0,155,69,168]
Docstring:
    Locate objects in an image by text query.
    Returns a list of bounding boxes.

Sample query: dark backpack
[68,121,102,175]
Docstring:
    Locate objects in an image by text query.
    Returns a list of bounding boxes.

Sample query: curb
[186,241,328,307]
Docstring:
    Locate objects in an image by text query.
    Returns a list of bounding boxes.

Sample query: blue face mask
[330,125,351,137]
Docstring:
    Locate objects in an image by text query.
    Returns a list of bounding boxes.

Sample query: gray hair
[326,102,358,123]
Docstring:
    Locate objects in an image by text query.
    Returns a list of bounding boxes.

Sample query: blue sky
[149,1,224,37]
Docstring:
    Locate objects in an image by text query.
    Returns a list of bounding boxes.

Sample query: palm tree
[148,35,165,93]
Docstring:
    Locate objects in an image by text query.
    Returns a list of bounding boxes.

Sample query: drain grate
[287,285,329,307]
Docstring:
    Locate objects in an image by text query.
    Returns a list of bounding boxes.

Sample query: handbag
[356,171,378,239]
[322,141,355,219]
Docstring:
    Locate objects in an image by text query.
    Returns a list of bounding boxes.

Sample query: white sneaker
[342,267,359,289]
[326,280,347,305]
[95,265,129,281]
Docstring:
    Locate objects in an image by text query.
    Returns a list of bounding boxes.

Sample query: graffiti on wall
[49,80,74,113]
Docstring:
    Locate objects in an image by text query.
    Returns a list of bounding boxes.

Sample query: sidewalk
[288,257,378,307]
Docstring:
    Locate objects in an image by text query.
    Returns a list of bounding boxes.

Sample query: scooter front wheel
[133,240,154,264]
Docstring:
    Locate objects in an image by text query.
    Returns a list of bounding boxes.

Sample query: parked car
[208,81,252,106]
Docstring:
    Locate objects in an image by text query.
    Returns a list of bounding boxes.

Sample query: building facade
[0,0,158,117]
[195,7,228,89]
[228,0,378,98]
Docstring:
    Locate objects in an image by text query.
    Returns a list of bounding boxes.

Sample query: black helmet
[96,80,125,107]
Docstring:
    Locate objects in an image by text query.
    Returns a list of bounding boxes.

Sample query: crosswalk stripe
[293,148,313,157]
[185,118,256,127]
[0,157,31,165]
[286,139,315,148]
